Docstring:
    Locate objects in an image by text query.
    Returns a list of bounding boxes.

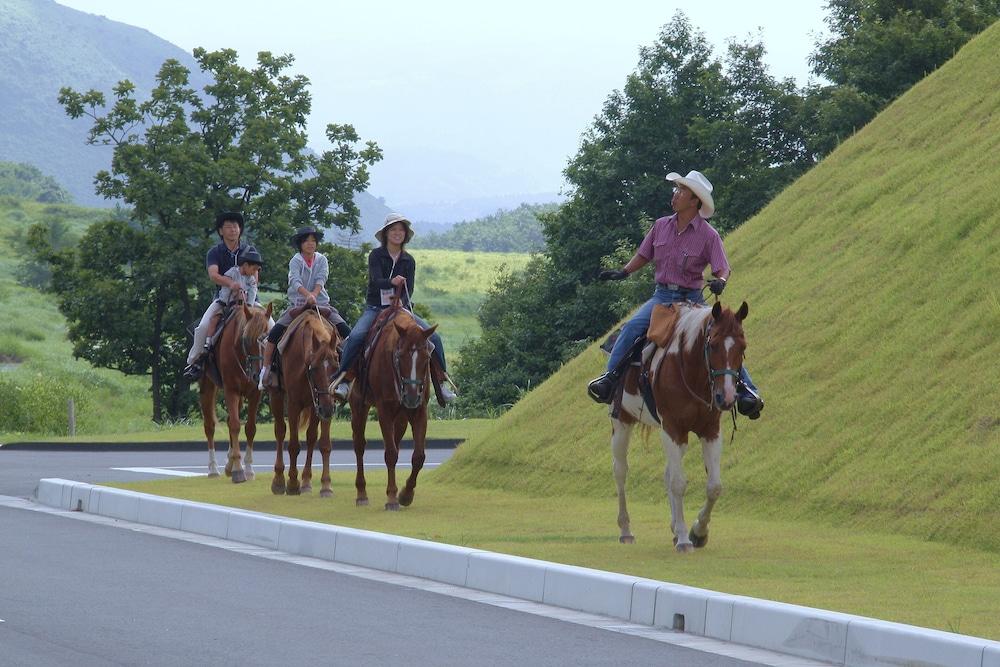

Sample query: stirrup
[736,382,764,419]
[333,381,351,401]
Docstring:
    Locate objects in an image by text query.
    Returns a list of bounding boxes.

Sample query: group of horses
[198,287,436,510]
[195,291,753,551]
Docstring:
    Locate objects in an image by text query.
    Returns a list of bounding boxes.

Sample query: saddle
[202,301,242,388]
[610,303,682,421]
[265,306,337,391]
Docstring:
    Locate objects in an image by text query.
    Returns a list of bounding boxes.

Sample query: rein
[676,318,742,412]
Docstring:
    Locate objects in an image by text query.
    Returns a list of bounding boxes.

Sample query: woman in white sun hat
[329,213,456,406]
[586,170,763,418]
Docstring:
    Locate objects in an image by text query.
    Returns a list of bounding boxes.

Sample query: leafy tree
[34,49,380,422]
[0,162,72,203]
[805,0,1000,152]
[456,14,810,410]
[410,203,555,252]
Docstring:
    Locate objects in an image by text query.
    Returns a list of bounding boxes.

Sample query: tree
[38,49,380,422]
[455,14,811,410]
[805,0,1000,152]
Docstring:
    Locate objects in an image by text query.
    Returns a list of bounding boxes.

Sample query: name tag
[380,288,395,306]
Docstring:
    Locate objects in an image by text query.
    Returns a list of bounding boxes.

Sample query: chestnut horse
[199,302,272,482]
[611,301,749,552]
[269,310,340,497]
[348,306,437,510]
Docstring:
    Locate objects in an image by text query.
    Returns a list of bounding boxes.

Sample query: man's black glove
[598,269,628,281]
[708,278,727,295]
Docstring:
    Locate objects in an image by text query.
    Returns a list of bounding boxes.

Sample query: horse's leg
[225,390,246,484]
[662,431,692,552]
[243,391,259,482]
[611,418,635,544]
[318,417,333,498]
[378,410,400,510]
[271,390,287,495]
[286,404,302,495]
[301,413,318,494]
[351,398,369,506]
[398,408,425,508]
[200,380,221,477]
[690,433,723,548]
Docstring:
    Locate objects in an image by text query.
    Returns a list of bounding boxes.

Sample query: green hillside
[437,21,1000,552]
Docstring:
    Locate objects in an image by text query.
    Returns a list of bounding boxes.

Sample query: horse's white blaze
[722,336,737,402]
[666,306,712,355]
[409,350,418,382]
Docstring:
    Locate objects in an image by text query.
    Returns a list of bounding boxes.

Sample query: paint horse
[198,302,272,482]
[611,301,750,552]
[347,300,437,510]
[269,309,340,497]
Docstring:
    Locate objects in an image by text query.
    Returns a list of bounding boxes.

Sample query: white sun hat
[666,170,715,218]
[375,212,414,244]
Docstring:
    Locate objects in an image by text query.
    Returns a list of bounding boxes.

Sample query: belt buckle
[666,283,681,290]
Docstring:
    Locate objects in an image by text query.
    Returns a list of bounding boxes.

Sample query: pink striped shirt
[637,214,730,289]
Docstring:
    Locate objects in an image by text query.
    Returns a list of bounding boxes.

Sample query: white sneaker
[257,368,269,391]
[333,382,350,401]
[439,384,457,404]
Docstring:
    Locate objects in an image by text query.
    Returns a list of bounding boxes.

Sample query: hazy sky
[56,0,830,208]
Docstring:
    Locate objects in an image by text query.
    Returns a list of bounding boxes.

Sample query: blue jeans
[605,285,757,391]
[338,306,447,374]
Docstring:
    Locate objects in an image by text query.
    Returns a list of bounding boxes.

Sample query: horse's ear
[712,302,722,320]
[421,324,438,339]
[736,301,749,322]
[394,321,408,337]
[265,302,273,318]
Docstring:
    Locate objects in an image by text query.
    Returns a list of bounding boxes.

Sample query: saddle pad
[646,303,680,348]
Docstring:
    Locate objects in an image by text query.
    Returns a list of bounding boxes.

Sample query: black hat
[215,211,245,233]
[238,247,263,267]
[291,225,324,249]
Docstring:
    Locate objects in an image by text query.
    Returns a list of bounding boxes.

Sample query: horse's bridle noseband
[306,360,334,415]
[392,340,432,405]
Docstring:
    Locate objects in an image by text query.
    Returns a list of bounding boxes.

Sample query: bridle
[306,358,334,415]
[391,337,432,406]
[238,312,265,382]
[678,319,743,412]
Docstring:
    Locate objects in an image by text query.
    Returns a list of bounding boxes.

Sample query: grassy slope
[437,22,1000,553]
[410,248,531,354]
[0,199,155,437]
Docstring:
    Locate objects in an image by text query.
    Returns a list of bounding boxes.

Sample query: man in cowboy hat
[586,170,764,419]
[183,210,252,380]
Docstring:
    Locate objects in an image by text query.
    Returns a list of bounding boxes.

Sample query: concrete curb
[35,478,1000,667]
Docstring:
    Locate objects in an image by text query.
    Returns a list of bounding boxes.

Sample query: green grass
[113,472,1000,640]
[0,199,154,438]
[438,20,1000,556]
[410,249,532,354]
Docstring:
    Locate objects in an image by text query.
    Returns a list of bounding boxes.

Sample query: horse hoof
[619,535,635,544]
[287,485,300,496]
[301,484,312,494]
[271,482,286,495]
[689,530,709,548]
[385,502,400,511]
[320,489,333,498]
[398,490,414,507]
[356,498,369,507]
[675,542,695,554]
[208,471,221,478]
[245,470,256,481]
[231,470,247,484]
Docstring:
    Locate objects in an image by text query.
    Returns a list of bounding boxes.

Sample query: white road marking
[112,463,442,477]
[0,494,833,667]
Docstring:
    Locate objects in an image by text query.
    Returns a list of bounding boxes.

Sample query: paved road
[0,445,808,666]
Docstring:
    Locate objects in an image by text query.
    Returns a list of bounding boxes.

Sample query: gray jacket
[218,266,260,305]
[287,252,330,307]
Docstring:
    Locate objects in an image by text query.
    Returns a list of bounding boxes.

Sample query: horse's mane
[239,305,270,343]
[304,313,334,346]
[670,305,712,354]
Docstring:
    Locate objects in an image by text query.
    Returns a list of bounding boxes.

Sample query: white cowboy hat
[666,170,715,218]
[375,213,414,244]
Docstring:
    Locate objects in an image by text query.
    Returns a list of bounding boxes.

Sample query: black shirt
[365,246,415,309]
[206,241,247,275]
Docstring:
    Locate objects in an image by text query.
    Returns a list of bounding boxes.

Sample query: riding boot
[183,344,210,381]
[587,367,624,404]
[429,359,457,407]
[330,367,355,402]
[736,368,764,419]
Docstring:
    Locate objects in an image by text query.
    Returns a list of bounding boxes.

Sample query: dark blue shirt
[206,242,246,275]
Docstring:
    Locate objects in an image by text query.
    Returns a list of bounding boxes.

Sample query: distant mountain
[395,192,564,226]
[0,0,390,235]
[409,202,557,252]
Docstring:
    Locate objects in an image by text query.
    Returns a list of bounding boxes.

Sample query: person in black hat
[184,211,255,380]
[197,247,266,345]
[258,225,352,389]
